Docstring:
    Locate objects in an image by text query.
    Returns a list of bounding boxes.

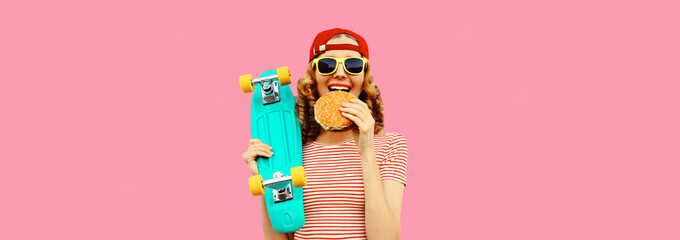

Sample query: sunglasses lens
[317,58,337,74]
[344,58,364,74]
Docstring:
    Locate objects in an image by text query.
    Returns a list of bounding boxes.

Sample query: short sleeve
[378,133,409,186]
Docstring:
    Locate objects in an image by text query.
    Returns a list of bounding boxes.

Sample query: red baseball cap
[309,28,369,62]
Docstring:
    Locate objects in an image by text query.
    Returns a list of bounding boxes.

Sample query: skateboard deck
[240,67,306,233]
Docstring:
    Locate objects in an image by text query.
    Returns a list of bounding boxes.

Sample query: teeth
[329,86,350,92]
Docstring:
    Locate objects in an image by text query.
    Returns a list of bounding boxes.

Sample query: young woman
[242,28,408,240]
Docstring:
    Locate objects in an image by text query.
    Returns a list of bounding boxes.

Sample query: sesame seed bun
[314,91,358,131]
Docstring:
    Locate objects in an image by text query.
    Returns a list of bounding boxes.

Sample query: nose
[332,62,348,79]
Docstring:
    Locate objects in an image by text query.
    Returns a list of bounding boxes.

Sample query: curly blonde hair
[295,57,385,144]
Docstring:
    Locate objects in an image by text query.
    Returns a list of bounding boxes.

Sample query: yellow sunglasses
[312,57,368,75]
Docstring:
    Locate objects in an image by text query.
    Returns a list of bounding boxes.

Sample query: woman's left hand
[340,98,375,150]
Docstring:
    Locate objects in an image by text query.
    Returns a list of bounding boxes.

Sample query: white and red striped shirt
[294,133,408,240]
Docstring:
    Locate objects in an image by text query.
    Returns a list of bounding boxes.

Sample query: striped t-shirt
[294,133,408,240]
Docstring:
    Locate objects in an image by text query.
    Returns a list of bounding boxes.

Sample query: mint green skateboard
[239,66,306,233]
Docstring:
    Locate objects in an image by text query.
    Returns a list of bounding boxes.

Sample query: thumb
[352,127,360,142]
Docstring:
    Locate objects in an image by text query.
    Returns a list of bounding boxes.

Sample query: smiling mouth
[328,86,351,92]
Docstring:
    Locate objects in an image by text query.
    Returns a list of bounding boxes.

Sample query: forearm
[360,147,401,240]
[260,197,291,240]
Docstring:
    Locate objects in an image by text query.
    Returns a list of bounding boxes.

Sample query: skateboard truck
[264,172,294,203]
[249,166,306,198]
[239,67,292,105]
[273,185,293,203]
[254,76,281,105]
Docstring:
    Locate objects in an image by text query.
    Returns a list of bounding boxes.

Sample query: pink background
[1,0,679,239]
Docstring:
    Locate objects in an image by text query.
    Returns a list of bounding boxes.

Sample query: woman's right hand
[242,139,273,176]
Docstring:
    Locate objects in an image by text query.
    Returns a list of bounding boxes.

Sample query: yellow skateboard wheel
[291,166,306,188]
[239,74,254,93]
[277,66,291,86]
[249,175,265,196]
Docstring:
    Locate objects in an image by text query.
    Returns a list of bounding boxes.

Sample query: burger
[314,91,358,131]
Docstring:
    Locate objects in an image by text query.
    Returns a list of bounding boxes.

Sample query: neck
[315,127,358,145]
